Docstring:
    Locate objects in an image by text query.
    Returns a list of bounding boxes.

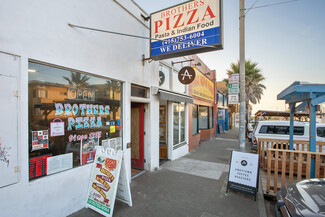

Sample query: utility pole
[239,0,246,152]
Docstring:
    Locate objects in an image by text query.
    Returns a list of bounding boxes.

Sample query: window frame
[258,125,304,136]
[192,104,199,135]
[173,103,186,147]
[28,60,123,180]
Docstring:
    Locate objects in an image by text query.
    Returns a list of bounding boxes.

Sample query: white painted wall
[0,0,159,217]
[160,57,191,162]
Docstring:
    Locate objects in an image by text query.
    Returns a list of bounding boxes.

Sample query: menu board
[29,154,52,180]
[86,148,132,216]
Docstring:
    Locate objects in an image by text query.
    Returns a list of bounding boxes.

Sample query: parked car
[275,178,325,217]
[252,121,325,151]
[247,122,254,142]
[248,129,253,142]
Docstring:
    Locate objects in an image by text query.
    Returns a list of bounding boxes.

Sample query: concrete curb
[258,174,267,217]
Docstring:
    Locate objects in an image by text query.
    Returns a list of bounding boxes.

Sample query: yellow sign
[192,69,214,102]
[110,126,116,133]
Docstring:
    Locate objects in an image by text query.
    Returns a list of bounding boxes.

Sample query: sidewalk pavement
[69,128,267,217]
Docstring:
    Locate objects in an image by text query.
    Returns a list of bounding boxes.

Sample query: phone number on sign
[162,31,205,45]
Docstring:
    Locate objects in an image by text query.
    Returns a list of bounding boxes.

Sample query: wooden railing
[266,148,325,194]
[258,138,325,169]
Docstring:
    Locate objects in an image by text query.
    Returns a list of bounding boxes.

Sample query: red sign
[29,154,52,180]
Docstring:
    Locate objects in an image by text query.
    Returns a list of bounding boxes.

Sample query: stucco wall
[0,1,159,217]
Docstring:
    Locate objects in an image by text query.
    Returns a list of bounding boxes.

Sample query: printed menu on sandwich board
[85,147,132,216]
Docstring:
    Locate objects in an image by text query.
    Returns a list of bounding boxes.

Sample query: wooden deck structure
[258,138,325,195]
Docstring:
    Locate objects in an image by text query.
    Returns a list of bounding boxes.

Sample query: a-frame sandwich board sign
[85,147,132,216]
[227,151,260,200]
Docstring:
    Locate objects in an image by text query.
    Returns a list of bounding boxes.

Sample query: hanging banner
[150,0,223,60]
[86,148,132,216]
[227,151,259,200]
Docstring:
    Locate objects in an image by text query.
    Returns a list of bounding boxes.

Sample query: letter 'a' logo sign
[178,66,196,85]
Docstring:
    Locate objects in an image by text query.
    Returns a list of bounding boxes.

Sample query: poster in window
[50,118,65,137]
[47,153,73,175]
[32,130,49,151]
[110,126,116,133]
[80,137,98,165]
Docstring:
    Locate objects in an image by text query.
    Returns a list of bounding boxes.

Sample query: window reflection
[28,61,122,180]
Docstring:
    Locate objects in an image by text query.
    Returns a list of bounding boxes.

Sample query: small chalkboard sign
[227,151,259,200]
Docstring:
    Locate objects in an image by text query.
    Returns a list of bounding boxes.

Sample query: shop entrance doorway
[131,103,144,172]
[159,105,168,164]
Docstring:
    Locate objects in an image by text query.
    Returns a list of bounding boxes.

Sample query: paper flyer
[32,130,49,151]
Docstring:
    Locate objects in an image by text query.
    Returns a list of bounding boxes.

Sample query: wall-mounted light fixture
[194,62,201,67]
[203,72,211,75]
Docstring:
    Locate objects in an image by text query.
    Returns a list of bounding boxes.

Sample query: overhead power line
[246,0,298,11]
[68,23,217,49]
[245,0,259,15]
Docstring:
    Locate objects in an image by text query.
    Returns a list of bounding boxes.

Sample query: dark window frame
[317,127,325,138]
[258,125,304,136]
[192,104,199,135]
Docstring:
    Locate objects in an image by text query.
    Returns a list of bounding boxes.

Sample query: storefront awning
[158,89,193,104]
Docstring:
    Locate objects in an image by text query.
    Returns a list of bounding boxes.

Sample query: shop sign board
[228,94,238,104]
[86,148,132,216]
[178,66,196,84]
[229,74,239,84]
[228,83,239,94]
[150,0,223,60]
[227,151,259,200]
[192,68,214,102]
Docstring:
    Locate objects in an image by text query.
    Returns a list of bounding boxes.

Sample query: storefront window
[28,61,122,180]
[192,104,198,135]
[209,107,213,129]
[173,104,179,145]
[180,104,185,142]
[199,106,209,129]
[217,93,223,107]
[173,103,186,146]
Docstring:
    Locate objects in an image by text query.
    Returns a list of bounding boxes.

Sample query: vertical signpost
[228,74,239,105]
[239,0,246,152]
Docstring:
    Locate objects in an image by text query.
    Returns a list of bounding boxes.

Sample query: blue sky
[134,0,325,113]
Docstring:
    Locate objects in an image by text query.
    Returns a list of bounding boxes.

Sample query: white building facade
[0,0,167,217]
